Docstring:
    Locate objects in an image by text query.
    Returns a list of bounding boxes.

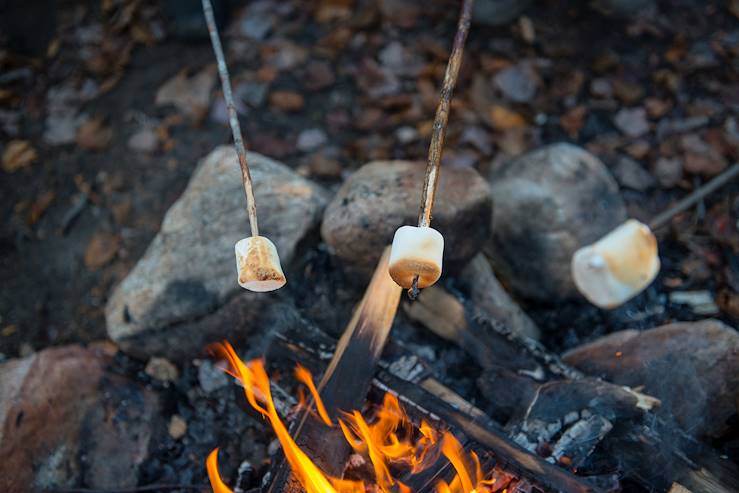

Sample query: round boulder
[321,161,491,273]
[487,143,627,301]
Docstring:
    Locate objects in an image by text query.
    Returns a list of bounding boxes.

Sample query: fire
[206,342,503,493]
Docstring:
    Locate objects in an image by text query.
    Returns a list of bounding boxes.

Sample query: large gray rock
[0,344,160,492]
[487,143,627,301]
[563,319,739,439]
[105,147,328,358]
[321,160,491,273]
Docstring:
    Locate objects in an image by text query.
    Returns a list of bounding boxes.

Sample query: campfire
[206,342,505,493]
[198,251,599,493]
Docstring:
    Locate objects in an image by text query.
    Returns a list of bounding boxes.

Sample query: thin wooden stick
[408,0,475,298]
[649,162,739,230]
[417,0,474,228]
[202,0,259,237]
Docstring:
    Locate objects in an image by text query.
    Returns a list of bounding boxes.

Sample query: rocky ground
[1,0,738,492]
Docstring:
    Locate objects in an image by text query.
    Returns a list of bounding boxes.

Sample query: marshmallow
[235,236,286,292]
[389,225,444,289]
[571,219,659,309]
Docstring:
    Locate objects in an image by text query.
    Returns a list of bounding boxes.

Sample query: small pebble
[168,414,187,439]
[198,359,229,393]
[145,357,179,382]
[297,128,328,152]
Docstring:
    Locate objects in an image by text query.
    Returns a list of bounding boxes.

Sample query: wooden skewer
[202,0,259,237]
[417,0,475,229]
[572,162,739,308]
[649,162,739,230]
[403,0,475,298]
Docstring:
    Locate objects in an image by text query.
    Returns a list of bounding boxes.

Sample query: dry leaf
[155,66,216,121]
[84,231,120,270]
[560,106,587,138]
[2,140,37,172]
[490,106,527,130]
[27,191,55,225]
[316,0,354,23]
[76,117,113,151]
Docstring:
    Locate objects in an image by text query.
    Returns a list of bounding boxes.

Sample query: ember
[206,342,507,493]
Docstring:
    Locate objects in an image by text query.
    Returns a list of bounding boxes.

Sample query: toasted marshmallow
[234,236,286,292]
[572,219,659,309]
[389,225,444,289]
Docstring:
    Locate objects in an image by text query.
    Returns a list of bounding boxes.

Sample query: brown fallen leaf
[2,140,37,172]
[155,65,216,121]
[315,0,354,23]
[490,105,527,130]
[76,117,113,151]
[560,106,587,138]
[269,90,305,112]
[84,231,120,270]
[27,191,55,225]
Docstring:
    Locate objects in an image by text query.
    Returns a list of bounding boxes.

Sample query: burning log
[404,284,739,493]
[266,247,402,492]
[267,325,600,493]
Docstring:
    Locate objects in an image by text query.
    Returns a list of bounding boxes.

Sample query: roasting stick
[388,0,475,298]
[572,163,739,309]
[202,0,286,292]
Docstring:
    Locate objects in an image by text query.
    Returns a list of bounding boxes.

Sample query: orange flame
[206,449,234,493]
[206,342,502,493]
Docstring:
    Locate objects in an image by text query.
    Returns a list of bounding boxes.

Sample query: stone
[613,107,649,138]
[198,359,230,393]
[379,41,424,77]
[296,128,328,152]
[168,414,187,439]
[144,356,179,382]
[473,0,532,26]
[321,160,491,273]
[0,343,160,492]
[680,134,728,177]
[127,128,159,153]
[563,319,739,438]
[487,143,627,301]
[493,62,538,103]
[653,157,683,188]
[612,156,655,191]
[105,147,329,358]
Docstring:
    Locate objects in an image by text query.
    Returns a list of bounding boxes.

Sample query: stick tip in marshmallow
[234,236,286,292]
[571,219,659,309]
[388,225,444,289]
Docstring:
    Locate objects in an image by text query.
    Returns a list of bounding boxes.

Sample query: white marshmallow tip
[388,225,444,289]
[235,236,287,292]
[572,219,659,309]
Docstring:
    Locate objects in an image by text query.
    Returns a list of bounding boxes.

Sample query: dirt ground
[1,0,738,360]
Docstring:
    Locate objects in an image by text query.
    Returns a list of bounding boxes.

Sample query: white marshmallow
[234,236,286,292]
[572,219,660,309]
[388,225,444,289]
